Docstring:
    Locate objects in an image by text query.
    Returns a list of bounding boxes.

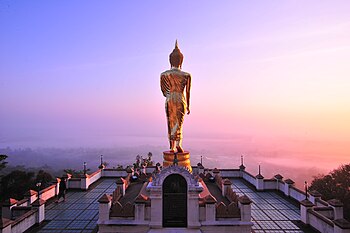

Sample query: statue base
[163,151,192,173]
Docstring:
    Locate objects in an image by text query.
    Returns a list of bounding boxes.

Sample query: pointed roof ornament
[169,39,184,68]
[239,154,246,170]
[256,164,264,179]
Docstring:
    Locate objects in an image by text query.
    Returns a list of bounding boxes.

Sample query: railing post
[98,194,112,222]
[300,199,314,224]
[134,194,147,223]
[222,179,232,197]
[255,174,264,191]
[274,174,283,190]
[116,178,126,196]
[24,190,37,205]
[1,198,17,219]
[284,179,295,196]
[238,195,252,222]
[32,198,46,224]
[204,194,216,223]
[309,190,322,205]
[328,199,344,220]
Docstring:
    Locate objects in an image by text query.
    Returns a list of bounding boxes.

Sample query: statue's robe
[160,68,190,141]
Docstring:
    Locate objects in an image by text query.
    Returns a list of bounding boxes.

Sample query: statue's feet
[176,146,184,153]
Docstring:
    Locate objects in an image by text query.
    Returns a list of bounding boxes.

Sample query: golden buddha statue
[160,40,191,153]
[161,41,192,172]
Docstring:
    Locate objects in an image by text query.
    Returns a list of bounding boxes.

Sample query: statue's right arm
[186,74,191,114]
[160,74,169,97]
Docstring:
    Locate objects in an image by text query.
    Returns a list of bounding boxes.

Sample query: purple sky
[1,1,350,170]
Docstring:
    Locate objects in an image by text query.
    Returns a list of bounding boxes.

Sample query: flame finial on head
[169,39,184,68]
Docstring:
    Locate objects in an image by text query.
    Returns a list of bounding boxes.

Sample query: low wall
[16,199,28,207]
[278,181,284,191]
[219,166,350,233]
[39,184,57,201]
[87,170,102,187]
[314,207,334,219]
[11,209,37,233]
[220,169,241,178]
[68,178,81,189]
[316,199,329,207]
[239,171,307,202]
[65,170,102,190]
[11,207,31,219]
[242,171,256,186]
[290,186,306,202]
[263,179,276,190]
[102,169,127,177]
[308,210,334,233]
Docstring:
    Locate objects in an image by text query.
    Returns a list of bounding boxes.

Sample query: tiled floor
[32,178,312,233]
[32,178,116,233]
[231,179,311,233]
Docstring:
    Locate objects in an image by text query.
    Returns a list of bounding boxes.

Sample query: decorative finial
[258,164,261,175]
[175,39,179,49]
[304,181,308,200]
[239,155,246,170]
[83,161,87,175]
[98,154,105,169]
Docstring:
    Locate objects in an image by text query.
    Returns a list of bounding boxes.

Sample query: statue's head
[169,40,184,68]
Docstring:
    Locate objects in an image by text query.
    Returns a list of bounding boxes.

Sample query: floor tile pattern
[33,178,116,233]
[33,177,311,233]
[231,179,309,233]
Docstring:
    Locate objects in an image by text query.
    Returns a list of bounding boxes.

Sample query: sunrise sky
[1,1,350,170]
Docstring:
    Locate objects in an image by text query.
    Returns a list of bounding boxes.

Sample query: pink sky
[1,1,350,173]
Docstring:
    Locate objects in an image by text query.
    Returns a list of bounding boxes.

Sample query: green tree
[310,163,350,221]
[0,170,35,201]
[64,168,90,177]
[0,154,8,175]
[134,155,141,168]
[35,170,54,189]
[0,154,8,182]
[0,155,8,200]
[147,152,154,166]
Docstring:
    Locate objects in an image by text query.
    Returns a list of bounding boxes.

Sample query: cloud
[198,21,350,52]
[252,45,350,63]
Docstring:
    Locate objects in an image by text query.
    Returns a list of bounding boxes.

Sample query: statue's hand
[187,107,190,115]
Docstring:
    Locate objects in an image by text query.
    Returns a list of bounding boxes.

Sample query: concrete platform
[148,228,202,233]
